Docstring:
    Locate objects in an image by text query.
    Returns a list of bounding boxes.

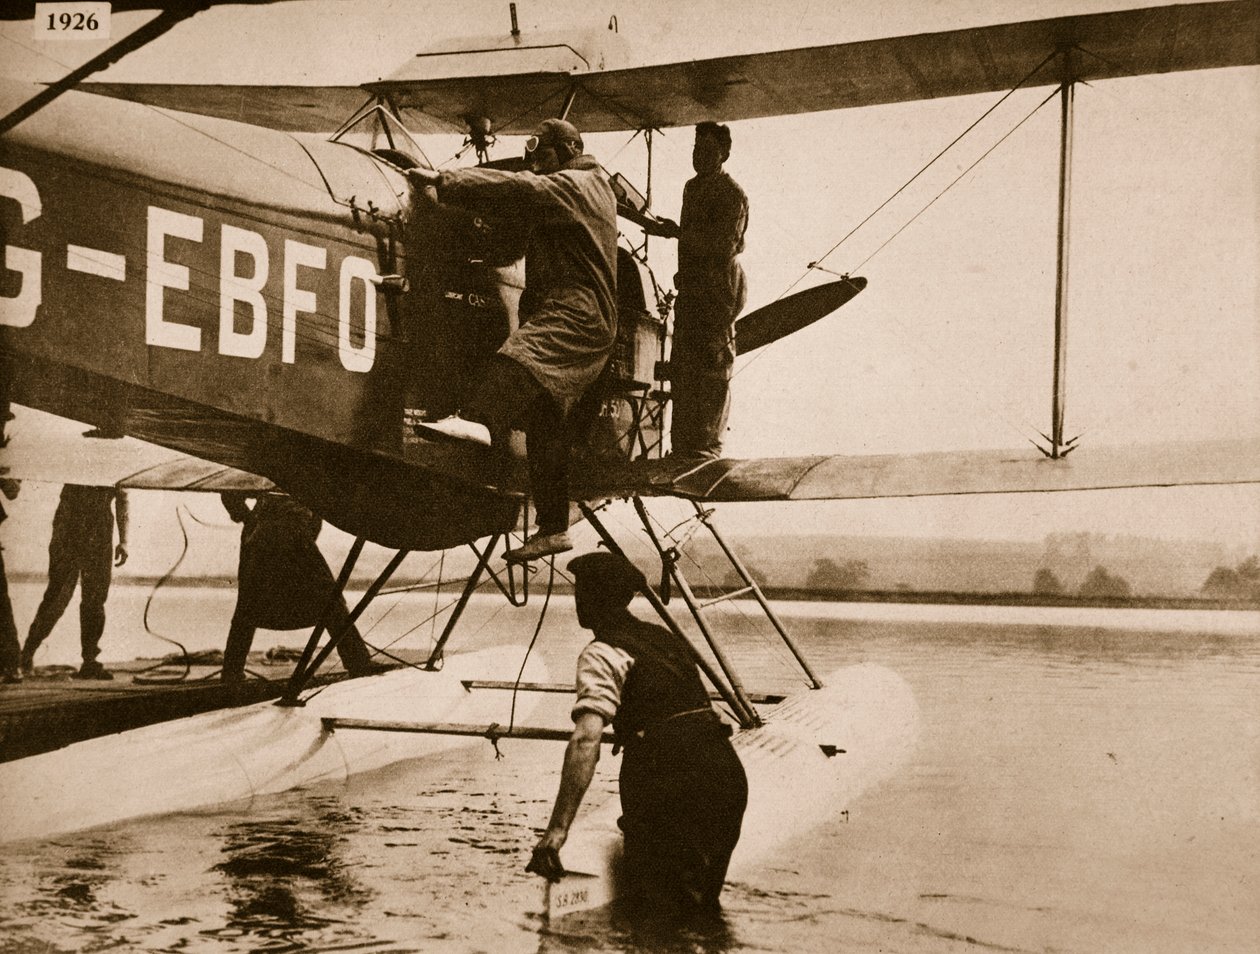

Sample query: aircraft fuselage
[0,78,533,548]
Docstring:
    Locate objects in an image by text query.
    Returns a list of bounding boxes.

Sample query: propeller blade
[734,277,867,356]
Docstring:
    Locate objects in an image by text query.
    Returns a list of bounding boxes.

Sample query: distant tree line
[805,558,871,592]
[1033,556,1260,602]
[1200,556,1260,601]
[1033,565,1131,598]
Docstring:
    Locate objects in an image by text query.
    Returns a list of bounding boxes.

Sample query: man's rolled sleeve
[571,641,633,723]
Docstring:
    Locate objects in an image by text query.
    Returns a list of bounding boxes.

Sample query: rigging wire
[731,86,1065,451]
[0,33,332,202]
[600,504,761,717]
[438,85,572,168]
[605,127,645,165]
[503,557,557,752]
[778,48,1061,299]
[0,34,419,363]
[850,86,1062,275]
[632,502,804,685]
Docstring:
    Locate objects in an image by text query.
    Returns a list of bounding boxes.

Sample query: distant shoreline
[8,574,1256,613]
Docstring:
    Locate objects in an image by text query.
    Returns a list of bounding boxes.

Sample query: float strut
[579,503,761,728]
[688,501,823,688]
[280,543,409,705]
[281,536,366,703]
[424,532,503,669]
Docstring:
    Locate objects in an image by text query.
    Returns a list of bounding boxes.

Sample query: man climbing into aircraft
[526,551,748,922]
[21,484,129,680]
[406,118,619,563]
[645,122,749,459]
[219,492,376,683]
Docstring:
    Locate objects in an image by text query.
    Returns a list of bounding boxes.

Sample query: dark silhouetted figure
[0,478,21,684]
[22,484,129,680]
[220,492,374,682]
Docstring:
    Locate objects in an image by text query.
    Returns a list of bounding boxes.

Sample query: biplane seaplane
[1,0,1257,916]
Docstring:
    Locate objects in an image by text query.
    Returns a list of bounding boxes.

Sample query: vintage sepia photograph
[1,1,1257,951]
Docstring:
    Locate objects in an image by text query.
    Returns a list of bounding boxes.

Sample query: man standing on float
[647,122,749,459]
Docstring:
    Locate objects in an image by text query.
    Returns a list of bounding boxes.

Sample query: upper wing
[77,2,1259,133]
[576,437,1260,503]
[68,83,386,134]
[1,407,273,492]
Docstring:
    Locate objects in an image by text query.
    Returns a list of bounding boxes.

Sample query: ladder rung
[461,680,786,705]
[698,585,755,608]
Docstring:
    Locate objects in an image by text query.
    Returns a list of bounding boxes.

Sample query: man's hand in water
[526,829,567,882]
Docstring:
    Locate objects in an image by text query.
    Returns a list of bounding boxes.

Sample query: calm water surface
[1,592,1257,953]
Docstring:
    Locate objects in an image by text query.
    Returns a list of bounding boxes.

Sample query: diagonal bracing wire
[733,86,1065,451]
[778,48,1062,298]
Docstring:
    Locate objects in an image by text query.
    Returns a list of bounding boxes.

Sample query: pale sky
[1,0,1257,573]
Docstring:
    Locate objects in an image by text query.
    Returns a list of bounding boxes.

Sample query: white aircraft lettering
[146,205,203,352]
[219,223,268,360]
[338,255,377,373]
[1,186,380,371]
[0,166,42,329]
[282,238,326,365]
[67,245,126,281]
[144,207,380,370]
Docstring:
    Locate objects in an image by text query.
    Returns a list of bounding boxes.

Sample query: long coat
[232,495,333,631]
[435,155,619,415]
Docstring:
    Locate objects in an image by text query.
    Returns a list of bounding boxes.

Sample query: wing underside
[8,406,1257,509]
[577,438,1260,503]
[2,407,273,492]
[74,2,1259,133]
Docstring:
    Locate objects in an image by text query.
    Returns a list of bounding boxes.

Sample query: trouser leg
[77,536,113,664]
[670,291,737,458]
[671,365,731,458]
[0,548,20,673]
[24,542,80,657]
[619,737,747,917]
[525,396,570,533]
[327,598,373,674]
[221,608,255,680]
[466,356,571,532]
[463,355,543,436]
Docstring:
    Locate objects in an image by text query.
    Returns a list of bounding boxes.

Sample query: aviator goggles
[525,134,576,157]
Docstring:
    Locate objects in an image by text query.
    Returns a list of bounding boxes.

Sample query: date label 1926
[34,3,111,40]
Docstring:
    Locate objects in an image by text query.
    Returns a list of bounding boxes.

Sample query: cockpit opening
[331,102,432,171]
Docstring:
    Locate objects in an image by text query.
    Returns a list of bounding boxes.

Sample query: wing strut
[279,541,411,706]
[1047,59,1077,459]
[423,532,506,669]
[579,500,761,728]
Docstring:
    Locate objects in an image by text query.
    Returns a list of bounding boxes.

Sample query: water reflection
[0,607,1255,954]
[538,904,737,954]
[28,838,134,926]
[206,799,371,945]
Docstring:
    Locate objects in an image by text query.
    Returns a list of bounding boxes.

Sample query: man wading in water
[527,551,748,923]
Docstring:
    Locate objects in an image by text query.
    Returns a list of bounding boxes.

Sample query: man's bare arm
[527,711,607,879]
[113,490,129,566]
